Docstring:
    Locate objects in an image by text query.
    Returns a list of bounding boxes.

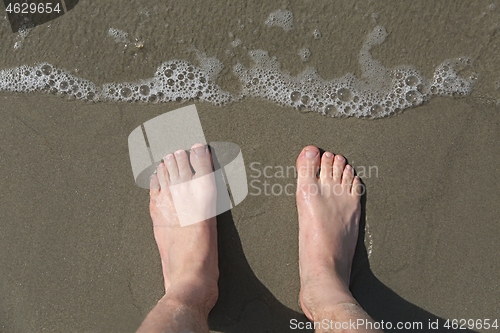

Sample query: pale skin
[136,144,382,333]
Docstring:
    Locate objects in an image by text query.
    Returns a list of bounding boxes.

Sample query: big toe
[296,146,320,188]
[190,143,214,177]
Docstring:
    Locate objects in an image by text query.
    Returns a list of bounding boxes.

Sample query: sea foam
[0,26,476,118]
[234,26,476,118]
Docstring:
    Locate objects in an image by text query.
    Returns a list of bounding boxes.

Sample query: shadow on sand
[208,177,478,332]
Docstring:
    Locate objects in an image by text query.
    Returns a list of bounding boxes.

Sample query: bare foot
[296,145,363,321]
[149,143,219,313]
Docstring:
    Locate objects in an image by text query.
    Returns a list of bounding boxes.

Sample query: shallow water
[1,0,499,114]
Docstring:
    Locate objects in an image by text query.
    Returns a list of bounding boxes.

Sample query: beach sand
[0,1,499,332]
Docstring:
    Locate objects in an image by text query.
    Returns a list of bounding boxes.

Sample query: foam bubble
[264,10,293,32]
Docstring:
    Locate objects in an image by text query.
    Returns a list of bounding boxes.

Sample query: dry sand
[0,1,499,332]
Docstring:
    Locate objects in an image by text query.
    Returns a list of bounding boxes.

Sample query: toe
[174,149,192,182]
[320,151,334,180]
[156,162,169,189]
[342,164,354,190]
[296,146,320,199]
[150,172,160,194]
[352,176,364,197]
[332,154,346,184]
[164,153,179,182]
[190,143,214,177]
[297,146,320,183]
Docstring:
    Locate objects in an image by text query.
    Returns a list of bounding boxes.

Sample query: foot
[296,145,363,321]
[149,143,219,314]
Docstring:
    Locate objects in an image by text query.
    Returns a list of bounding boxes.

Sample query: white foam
[0,26,476,118]
[234,26,476,118]
[0,59,233,105]
[264,10,293,32]
[0,63,100,100]
[102,59,233,105]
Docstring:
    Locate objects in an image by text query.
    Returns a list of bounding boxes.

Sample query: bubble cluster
[0,63,100,101]
[102,60,233,105]
[234,26,476,118]
[429,58,476,97]
[264,10,293,31]
[0,59,233,105]
[0,25,476,119]
[299,48,311,62]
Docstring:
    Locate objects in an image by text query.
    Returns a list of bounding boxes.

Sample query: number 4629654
[6,2,62,14]
[444,319,498,330]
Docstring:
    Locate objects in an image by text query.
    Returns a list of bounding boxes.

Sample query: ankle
[140,295,209,333]
[312,302,382,332]
[301,273,357,319]
[305,292,359,322]
[165,275,219,315]
[311,300,361,321]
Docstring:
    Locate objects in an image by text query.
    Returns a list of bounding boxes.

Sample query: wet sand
[1,1,499,332]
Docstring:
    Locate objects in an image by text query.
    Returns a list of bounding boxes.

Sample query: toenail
[165,154,174,160]
[336,155,344,161]
[192,145,207,155]
[346,164,352,170]
[174,149,184,156]
[324,152,333,158]
[305,148,318,158]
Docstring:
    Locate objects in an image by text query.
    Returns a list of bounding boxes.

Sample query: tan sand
[0,1,499,332]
